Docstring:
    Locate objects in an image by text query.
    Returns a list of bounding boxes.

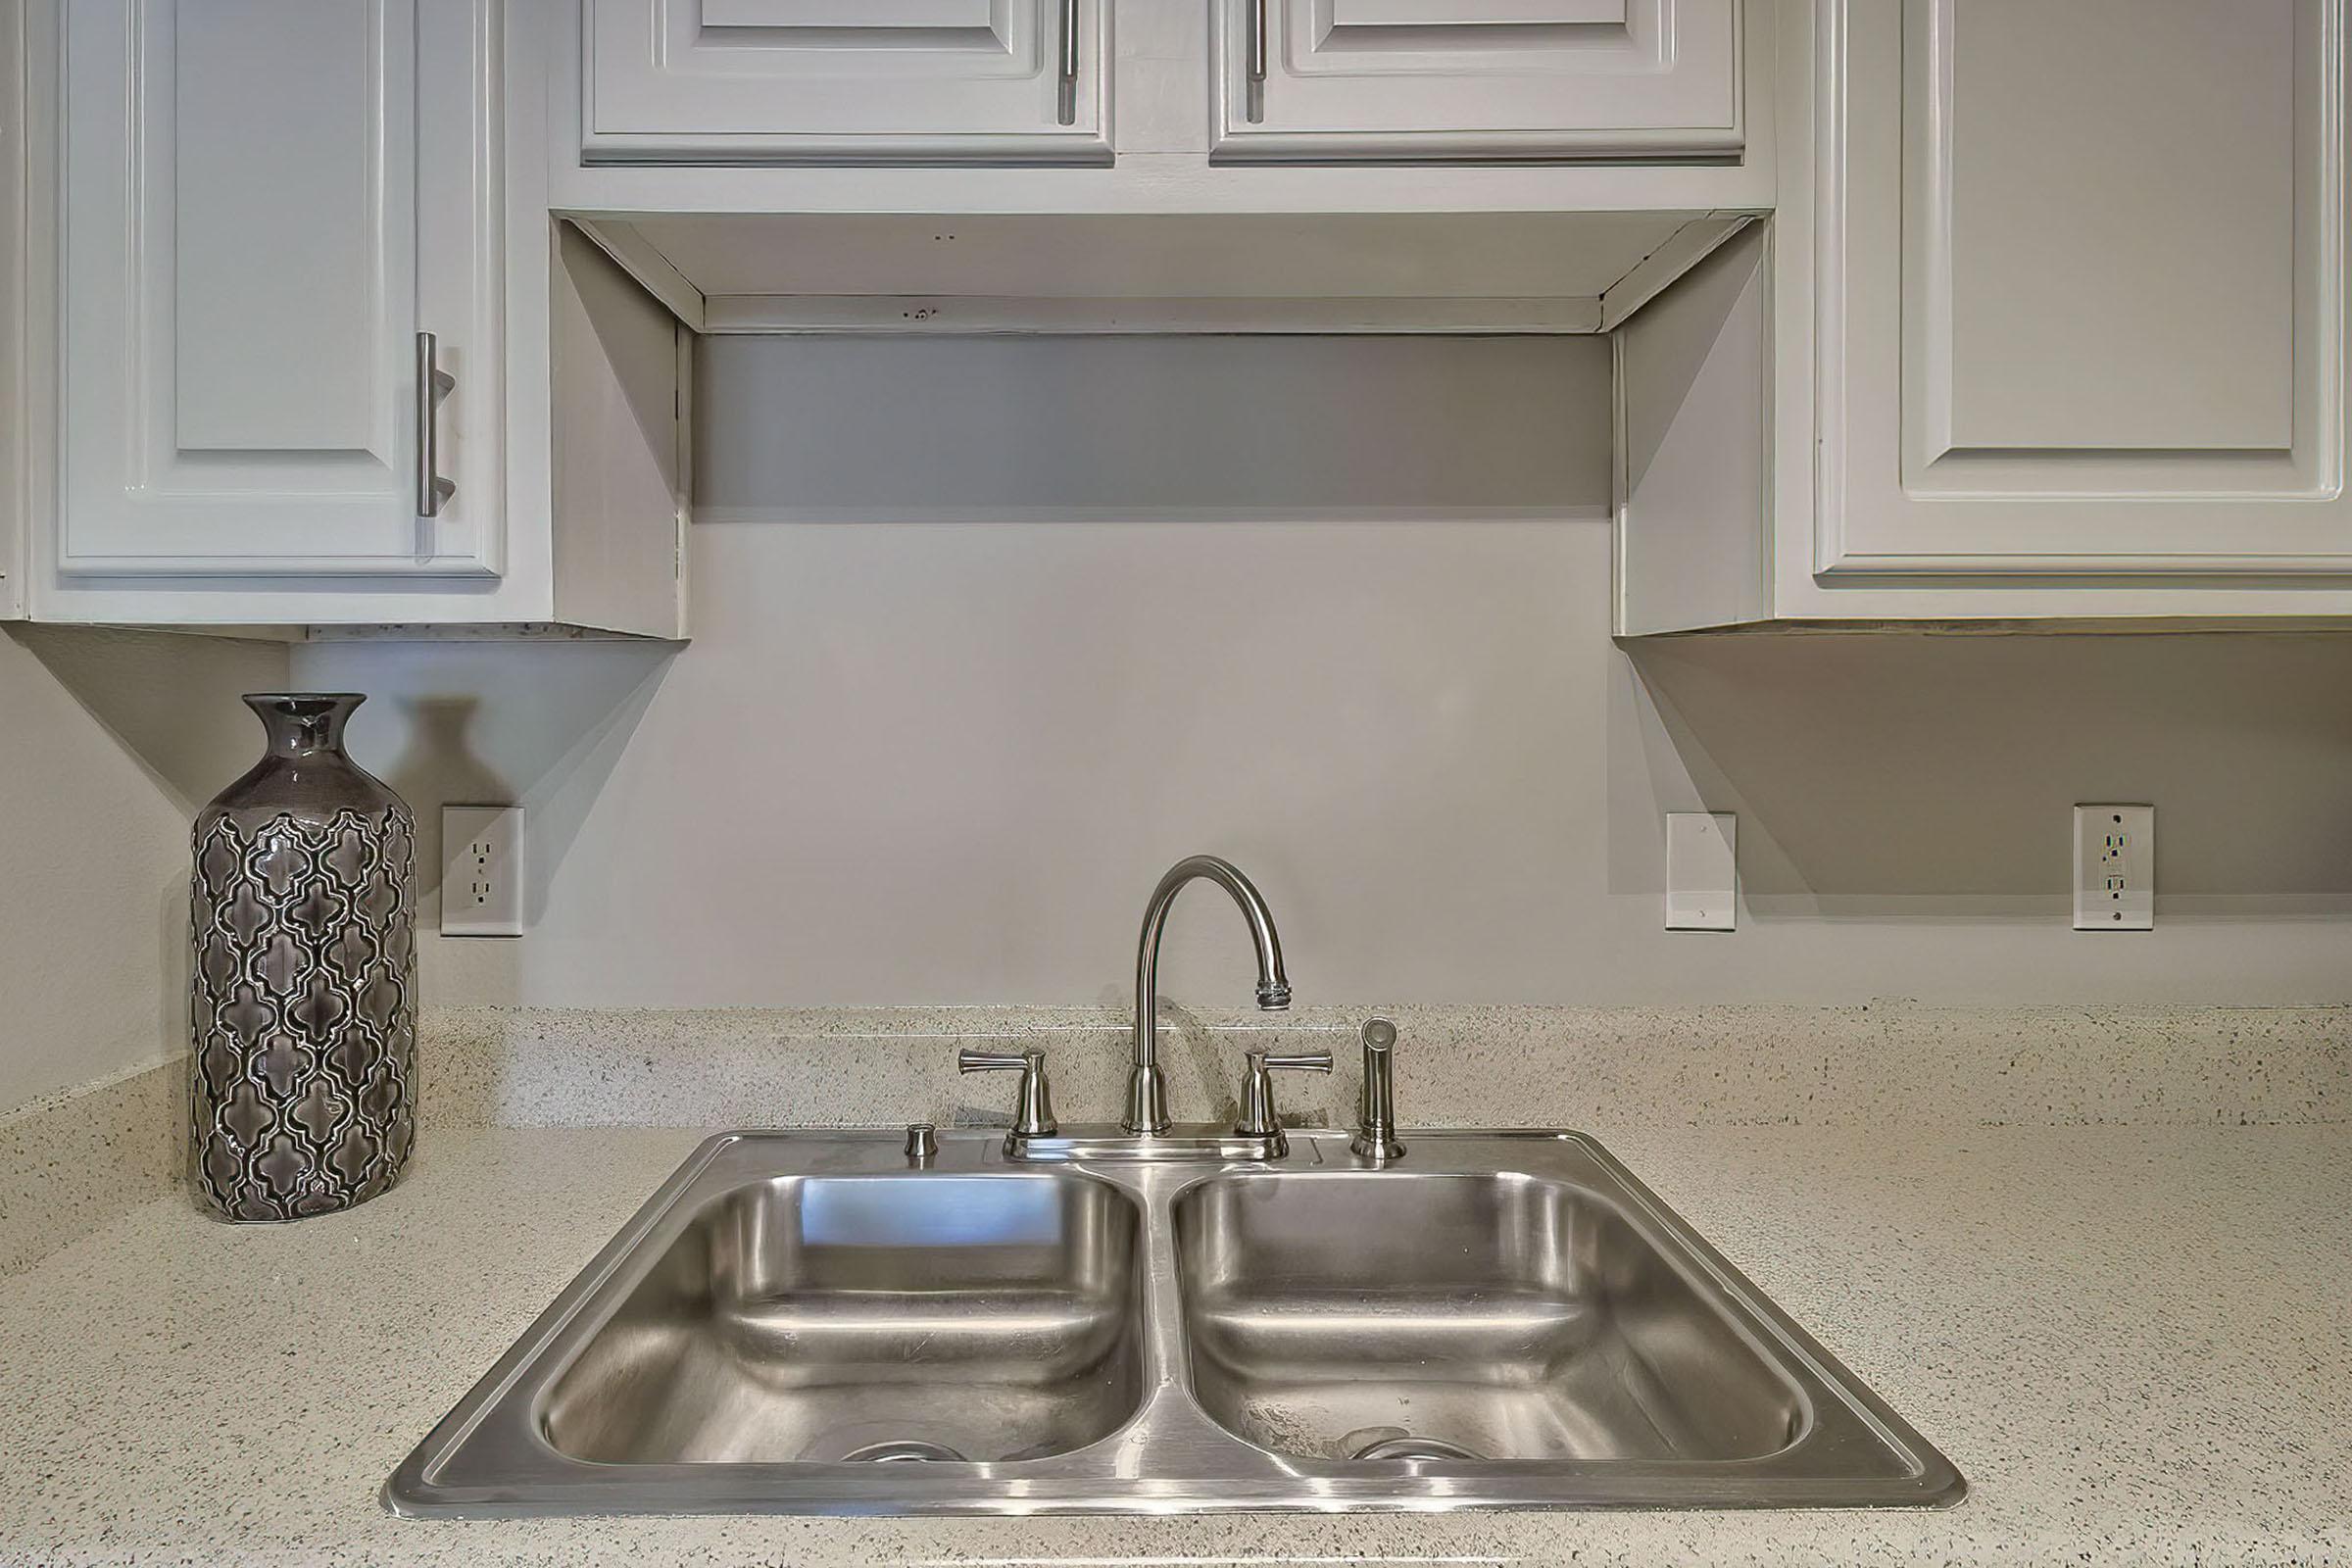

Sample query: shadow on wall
[13,625,676,918]
[692,332,1610,519]
[6,624,293,1097]
[1615,631,2352,916]
[8,624,292,814]
[10,622,673,1027]
[300,639,679,970]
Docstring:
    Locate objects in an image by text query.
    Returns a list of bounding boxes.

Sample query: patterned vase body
[190,694,416,1222]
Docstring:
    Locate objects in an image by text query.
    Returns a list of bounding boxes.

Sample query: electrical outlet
[1665,811,1738,931]
[442,805,524,937]
[2074,804,2153,931]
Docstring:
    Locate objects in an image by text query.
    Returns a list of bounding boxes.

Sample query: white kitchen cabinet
[1617,0,2352,632]
[56,0,503,580]
[26,1,689,636]
[581,0,1111,165]
[1816,0,2352,578]
[1212,0,1743,163]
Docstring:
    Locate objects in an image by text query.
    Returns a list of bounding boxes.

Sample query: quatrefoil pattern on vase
[189,694,416,1223]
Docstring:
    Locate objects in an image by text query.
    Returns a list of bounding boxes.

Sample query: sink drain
[838,1440,968,1463]
[1350,1435,1485,1462]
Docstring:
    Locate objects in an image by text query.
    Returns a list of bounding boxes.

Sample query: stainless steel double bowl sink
[386,1129,1963,1516]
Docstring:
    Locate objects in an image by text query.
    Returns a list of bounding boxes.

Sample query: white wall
[0,626,288,1110]
[296,335,2352,1011]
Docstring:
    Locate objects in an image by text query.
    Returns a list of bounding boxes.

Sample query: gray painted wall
[294,335,2352,1011]
[1,626,288,1109]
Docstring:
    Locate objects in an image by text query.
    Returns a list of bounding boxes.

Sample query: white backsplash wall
[0,626,289,1109]
[295,335,2352,1010]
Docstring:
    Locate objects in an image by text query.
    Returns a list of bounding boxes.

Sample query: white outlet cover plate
[2074,804,2154,931]
[1666,811,1738,931]
[443,804,525,938]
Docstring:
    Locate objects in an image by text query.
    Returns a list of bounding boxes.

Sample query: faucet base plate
[995,1123,1323,1165]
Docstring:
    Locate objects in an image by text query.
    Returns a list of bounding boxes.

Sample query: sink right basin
[1171,1170,1803,1465]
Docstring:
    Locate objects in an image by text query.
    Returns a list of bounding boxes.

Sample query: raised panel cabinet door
[1212,0,1742,161]
[580,0,1112,164]
[58,0,502,578]
[1816,0,2352,575]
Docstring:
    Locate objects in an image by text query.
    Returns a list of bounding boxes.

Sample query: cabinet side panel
[550,225,685,638]
[1616,223,1772,634]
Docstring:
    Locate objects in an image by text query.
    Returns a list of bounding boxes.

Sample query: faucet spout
[1126,855,1292,1135]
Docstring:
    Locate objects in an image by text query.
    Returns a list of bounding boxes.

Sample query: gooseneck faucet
[1126,855,1292,1135]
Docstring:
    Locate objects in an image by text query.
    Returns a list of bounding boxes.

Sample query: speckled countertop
[4,1121,2346,1567]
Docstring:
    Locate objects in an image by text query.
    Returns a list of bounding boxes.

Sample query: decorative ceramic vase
[189,694,416,1222]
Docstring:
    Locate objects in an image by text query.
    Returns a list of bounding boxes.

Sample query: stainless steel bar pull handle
[416,331,456,518]
[1245,0,1269,122]
[1055,0,1079,125]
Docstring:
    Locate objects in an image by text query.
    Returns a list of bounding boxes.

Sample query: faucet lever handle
[956,1048,1057,1138]
[1235,1047,1332,1140]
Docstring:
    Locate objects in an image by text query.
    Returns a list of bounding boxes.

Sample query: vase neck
[244,694,365,760]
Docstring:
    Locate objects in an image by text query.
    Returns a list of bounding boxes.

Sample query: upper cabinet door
[59,0,503,579]
[1817,0,2352,575]
[580,0,1111,164]
[1211,0,1742,162]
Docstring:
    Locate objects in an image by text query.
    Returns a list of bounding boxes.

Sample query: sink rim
[385,1128,1967,1517]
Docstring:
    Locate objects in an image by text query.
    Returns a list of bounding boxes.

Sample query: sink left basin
[543,1171,1145,1465]
[386,1134,1157,1515]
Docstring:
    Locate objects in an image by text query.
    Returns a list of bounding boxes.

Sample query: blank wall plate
[2074,804,2153,931]
[1666,811,1737,931]
[442,805,524,937]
